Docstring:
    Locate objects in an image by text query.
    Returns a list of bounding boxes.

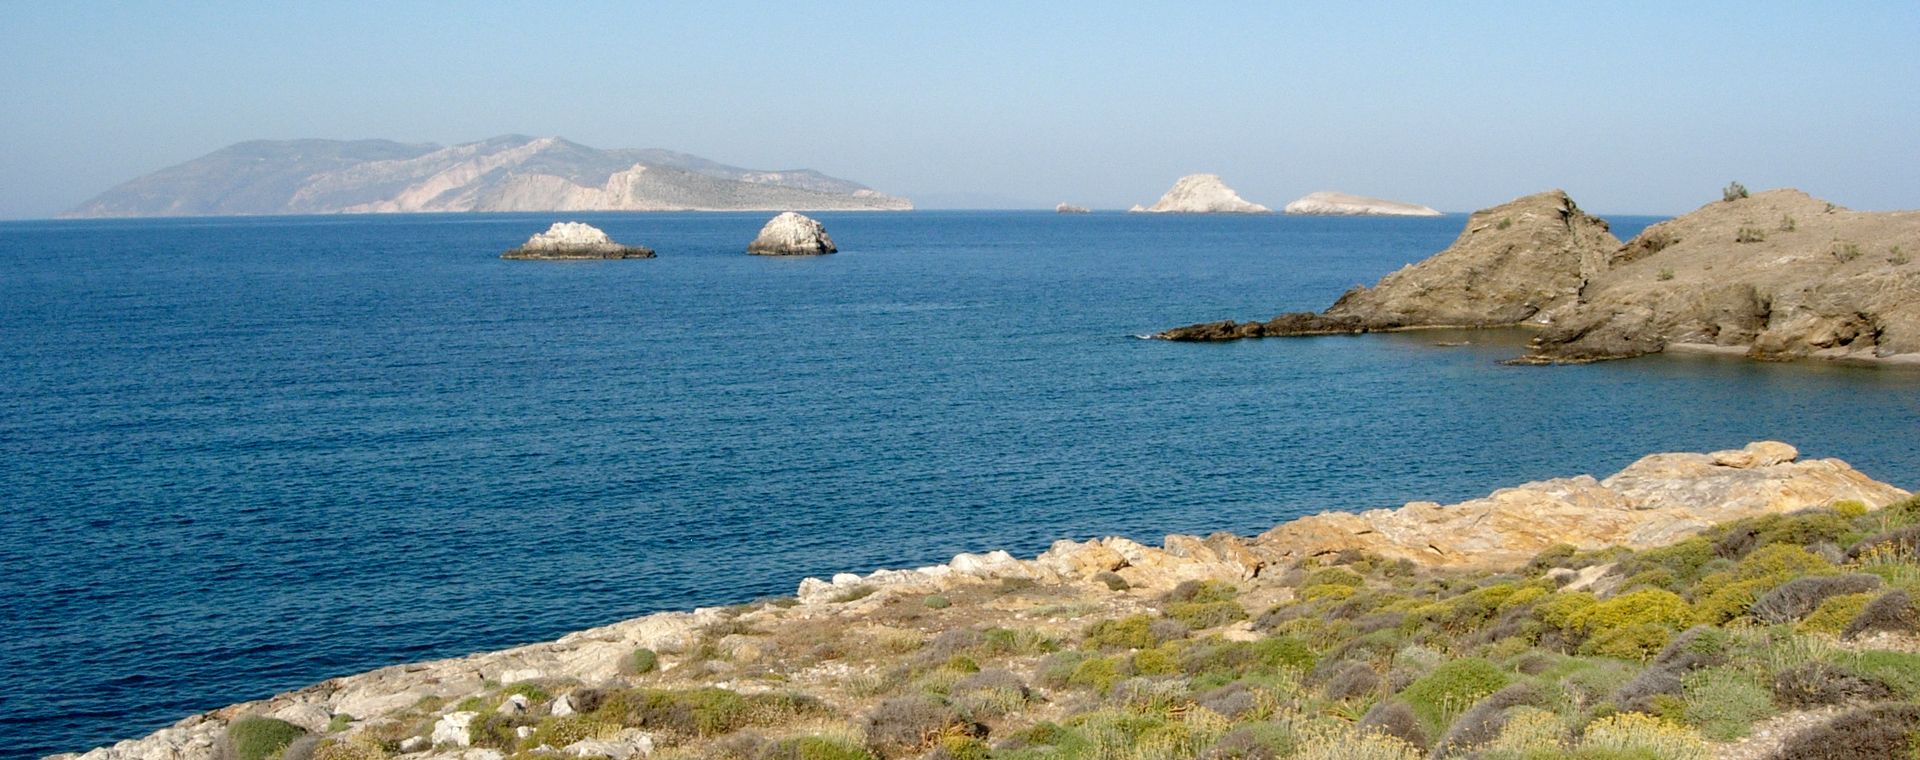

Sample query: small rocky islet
[746,212,836,256]
[57,441,1920,760]
[501,223,655,260]
[1159,186,1920,365]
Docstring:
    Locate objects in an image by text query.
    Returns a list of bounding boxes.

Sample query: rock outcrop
[1129,174,1272,214]
[1256,441,1907,569]
[501,222,655,260]
[1159,190,1618,340]
[1282,191,1441,217]
[1055,203,1090,214]
[747,212,836,256]
[48,442,1907,760]
[1157,187,1920,364]
[65,136,912,217]
[1519,190,1920,363]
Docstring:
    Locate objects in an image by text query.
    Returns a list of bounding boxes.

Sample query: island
[1055,203,1091,214]
[747,212,837,256]
[1128,174,1272,214]
[52,442,1920,760]
[501,222,655,260]
[1159,187,1920,364]
[63,136,913,217]
[1282,191,1441,217]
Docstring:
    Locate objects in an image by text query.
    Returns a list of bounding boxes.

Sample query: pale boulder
[747,212,836,255]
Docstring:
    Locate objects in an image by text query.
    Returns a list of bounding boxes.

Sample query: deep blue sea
[3,211,1917,757]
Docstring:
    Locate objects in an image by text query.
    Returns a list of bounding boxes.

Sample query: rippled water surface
[3,211,1917,757]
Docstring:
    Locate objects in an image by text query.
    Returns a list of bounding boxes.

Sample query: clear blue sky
[3,2,1917,217]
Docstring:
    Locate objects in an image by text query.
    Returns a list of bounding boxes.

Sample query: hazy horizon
[4,3,1918,219]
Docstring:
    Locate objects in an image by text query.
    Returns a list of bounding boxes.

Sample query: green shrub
[1798,592,1876,634]
[1533,591,1598,636]
[861,695,972,757]
[1398,658,1509,736]
[1845,650,1920,698]
[1307,567,1366,588]
[525,714,618,749]
[758,735,875,760]
[1576,712,1709,759]
[226,716,306,760]
[1168,599,1249,629]
[922,595,951,610]
[1302,584,1359,602]
[1579,621,1677,660]
[626,647,658,675]
[1569,589,1691,635]
[1066,656,1123,692]
[1253,635,1318,673]
[1723,181,1749,202]
[590,687,753,737]
[1164,581,1248,629]
[1679,667,1773,741]
[1734,543,1832,579]
[1084,615,1158,650]
[1735,227,1766,243]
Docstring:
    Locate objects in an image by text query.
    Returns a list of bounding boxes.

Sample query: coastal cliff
[1159,188,1920,365]
[55,442,1920,760]
[64,136,912,217]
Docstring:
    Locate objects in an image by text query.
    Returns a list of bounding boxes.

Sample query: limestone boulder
[747,212,836,255]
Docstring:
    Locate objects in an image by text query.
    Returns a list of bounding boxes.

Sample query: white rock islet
[1130,174,1271,214]
[747,212,836,255]
[1283,190,1442,216]
[502,222,654,259]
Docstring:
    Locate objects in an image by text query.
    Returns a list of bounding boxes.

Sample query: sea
[2,210,1916,757]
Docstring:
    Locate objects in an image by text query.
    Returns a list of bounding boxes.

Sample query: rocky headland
[1159,188,1920,365]
[1055,204,1090,214]
[1129,175,1272,214]
[64,136,912,217]
[747,213,836,256]
[55,442,1920,760]
[1282,192,1441,217]
[502,223,655,260]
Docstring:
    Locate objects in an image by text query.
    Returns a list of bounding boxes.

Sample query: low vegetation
[292,495,1920,760]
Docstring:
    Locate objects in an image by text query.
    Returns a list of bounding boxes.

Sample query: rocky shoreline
[54,441,1912,760]
[1159,188,1920,365]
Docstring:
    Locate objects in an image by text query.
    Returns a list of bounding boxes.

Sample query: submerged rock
[1282,190,1441,217]
[502,222,655,260]
[1130,174,1271,214]
[1056,203,1091,214]
[747,212,836,255]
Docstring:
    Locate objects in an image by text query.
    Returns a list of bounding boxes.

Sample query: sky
[2,2,1918,218]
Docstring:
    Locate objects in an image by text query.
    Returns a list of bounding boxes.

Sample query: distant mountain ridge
[64,135,912,217]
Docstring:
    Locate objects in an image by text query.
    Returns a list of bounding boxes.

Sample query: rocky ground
[52,442,1920,760]
[1158,187,1920,365]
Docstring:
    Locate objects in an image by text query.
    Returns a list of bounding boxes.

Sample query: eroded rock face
[1158,190,1618,339]
[747,212,836,255]
[1520,190,1920,363]
[1130,174,1271,214]
[1158,187,1920,364]
[1255,441,1910,569]
[1282,191,1441,217]
[502,222,655,260]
